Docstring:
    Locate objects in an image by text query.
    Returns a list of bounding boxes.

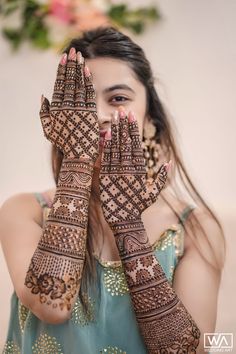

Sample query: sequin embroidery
[18,300,29,333]
[2,340,21,354]
[71,292,96,326]
[99,346,127,353]
[32,333,63,353]
[104,266,129,296]
[153,224,184,259]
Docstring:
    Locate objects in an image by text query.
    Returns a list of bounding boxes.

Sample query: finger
[84,66,97,111]
[153,163,169,194]
[75,51,86,109]
[100,131,112,174]
[119,109,134,169]
[128,111,145,173]
[63,47,77,108]
[110,110,121,166]
[51,53,67,109]
[39,96,52,139]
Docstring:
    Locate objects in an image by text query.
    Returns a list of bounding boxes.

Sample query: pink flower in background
[49,0,74,23]
[72,3,111,31]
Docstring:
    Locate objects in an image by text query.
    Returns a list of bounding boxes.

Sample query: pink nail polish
[164,160,172,172]
[69,47,76,60]
[113,110,119,123]
[77,51,84,64]
[105,129,111,139]
[60,53,67,65]
[119,110,126,119]
[128,111,135,122]
[84,66,90,77]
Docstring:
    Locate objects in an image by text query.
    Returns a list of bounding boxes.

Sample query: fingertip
[112,110,119,124]
[84,66,90,77]
[105,129,112,140]
[77,51,84,64]
[128,111,135,122]
[60,53,67,65]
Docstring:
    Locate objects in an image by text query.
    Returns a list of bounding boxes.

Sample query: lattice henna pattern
[99,112,201,352]
[39,49,99,161]
[25,49,99,312]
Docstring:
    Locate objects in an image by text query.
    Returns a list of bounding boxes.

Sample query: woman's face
[86,57,148,169]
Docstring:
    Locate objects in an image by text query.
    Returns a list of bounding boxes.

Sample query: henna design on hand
[99,110,168,230]
[39,49,99,161]
[99,111,201,353]
[25,48,99,312]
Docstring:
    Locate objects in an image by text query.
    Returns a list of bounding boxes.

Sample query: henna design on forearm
[99,111,200,352]
[24,48,99,312]
[115,223,200,353]
[25,159,93,311]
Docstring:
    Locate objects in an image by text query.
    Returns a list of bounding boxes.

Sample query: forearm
[24,157,93,314]
[114,219,201,353]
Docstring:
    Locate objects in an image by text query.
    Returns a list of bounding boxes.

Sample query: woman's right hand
[39,47,100,162]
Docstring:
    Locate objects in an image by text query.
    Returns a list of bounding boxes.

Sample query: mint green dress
[3,192,196,354]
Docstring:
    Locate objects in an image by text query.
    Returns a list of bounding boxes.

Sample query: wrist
[112,218,144,236]
[59,158,94,192]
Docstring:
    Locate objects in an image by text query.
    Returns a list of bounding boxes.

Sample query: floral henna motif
[99,111,200,352]
[25,48,99,312]
[25,160,91,311]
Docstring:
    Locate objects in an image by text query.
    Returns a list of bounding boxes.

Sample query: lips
[99,130,108,138]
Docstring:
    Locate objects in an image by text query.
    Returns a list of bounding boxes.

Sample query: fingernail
[105,129,111,140]
[119,109,126,119]
[77,51,84,64]
[69,47,76,60]
[128,111,135,122]
[84,66,90,77]
[164,160,172,172]
[60,53,67,65]
[113,110,119,123]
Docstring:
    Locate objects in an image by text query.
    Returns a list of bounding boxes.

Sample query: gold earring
[142,119,162,180]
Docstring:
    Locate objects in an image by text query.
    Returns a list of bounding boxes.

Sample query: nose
[98,113,112,130]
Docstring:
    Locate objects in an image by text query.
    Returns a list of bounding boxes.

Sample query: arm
[173,209,223,353]
[23,48,99,322]
[99,109,201,352]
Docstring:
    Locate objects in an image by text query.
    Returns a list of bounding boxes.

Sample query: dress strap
[34,192,51,209]
[178,204,196,226]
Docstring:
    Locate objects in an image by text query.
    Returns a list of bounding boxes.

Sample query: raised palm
[99,112,169,230]
[39,49,99,161]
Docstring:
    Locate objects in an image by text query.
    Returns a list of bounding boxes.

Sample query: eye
[109,96,129,105]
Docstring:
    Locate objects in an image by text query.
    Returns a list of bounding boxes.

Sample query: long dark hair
[51,26,225,312]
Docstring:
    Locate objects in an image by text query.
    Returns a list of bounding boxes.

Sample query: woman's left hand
[99,109,170,232]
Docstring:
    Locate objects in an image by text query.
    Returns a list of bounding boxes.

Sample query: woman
[0,27,225,353]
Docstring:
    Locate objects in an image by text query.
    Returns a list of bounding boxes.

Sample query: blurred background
[0,0,235,351]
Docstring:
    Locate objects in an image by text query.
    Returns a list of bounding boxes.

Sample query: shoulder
[0,190,51,234]
[184,205,226,271]
[0,192,40,217]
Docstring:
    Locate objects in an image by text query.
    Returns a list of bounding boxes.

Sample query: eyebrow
[103,84,135,94]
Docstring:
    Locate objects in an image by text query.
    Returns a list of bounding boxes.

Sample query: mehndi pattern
[99,111,201,353]
[25,48,99,312]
